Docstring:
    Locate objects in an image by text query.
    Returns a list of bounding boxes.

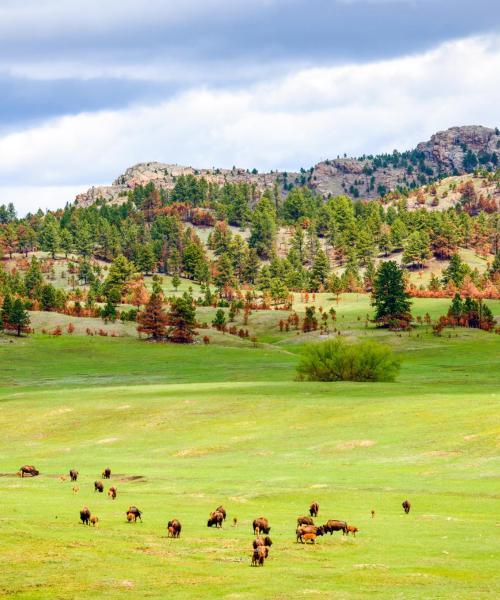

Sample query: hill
[75,125,500,207]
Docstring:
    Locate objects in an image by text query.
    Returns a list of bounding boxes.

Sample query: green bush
[296,338,401,382]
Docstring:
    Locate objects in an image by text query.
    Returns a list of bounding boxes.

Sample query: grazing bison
[108,486,117,500]
[69,469,78,482]
[127,506,142,522]
[296,524,325,543]
[253,517,271,535]
[94,480,104,493]
[215,505,227,521]
[371,510,375,518]
[346,524,359,537]
[102,468,111,479]
[90,515,99,527]
[309,502,319,517]
[297,515,314,527]
[80,506,91,525]
[251,546,269,566]
[20,465,39,477]
[167,519,182,538]
[402,500,411,514]
[323,520,348,535]
[207,511,224,528]
[126,512,135,522]
[253,535,272,549]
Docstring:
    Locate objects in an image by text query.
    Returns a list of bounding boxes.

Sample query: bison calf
[90,515,99,527]
[127,506,142,522]
[108,486,117,500]
[167,519,182,538]
[301,532,317,544]
[346,524,358,536]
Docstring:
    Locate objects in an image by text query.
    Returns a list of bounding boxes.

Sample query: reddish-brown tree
[136,293,168,340]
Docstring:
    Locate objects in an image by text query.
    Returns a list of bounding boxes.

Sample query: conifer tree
[167,294,197,343]
[136,292,168,340]
[372,261,412,326]
[9,298,30,336]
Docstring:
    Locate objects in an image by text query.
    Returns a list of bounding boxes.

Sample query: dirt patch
[423,450,461,457]
[119,475,146,482]
[96,437,119,444]
[336,439,376,450]
[173,446,228,457]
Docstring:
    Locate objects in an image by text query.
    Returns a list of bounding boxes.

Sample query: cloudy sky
[0,0,499,214]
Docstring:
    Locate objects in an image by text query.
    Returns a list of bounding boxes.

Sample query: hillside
[75,125,500,207]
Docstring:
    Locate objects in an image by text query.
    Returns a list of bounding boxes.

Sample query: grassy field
[1,295,499,599]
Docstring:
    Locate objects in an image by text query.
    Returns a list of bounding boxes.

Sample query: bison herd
[20,465,413,567]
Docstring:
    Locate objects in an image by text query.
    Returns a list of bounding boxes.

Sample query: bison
[69,469,78,482]
[80,506,91,525]
[323,519,348,535]
[253,517,271,535]
[251,546,269,566]
[126,512,135,522]
[297,515,314,526]
[207,511,224,528]
[296,524,325,543]
[301,532,317,544]
[127,506,142,522]
[215,505,227,521]
[20,465,39,477]
[309,502,319,517]
[371,509,375,518]
[402,500,411,514]
[252,535,272,549]
[346,524,359,537]
[90,515,99,527]
[102,468,111,479]
[108,486,117,500]
[94,480,104,493]
[167,519,182,538]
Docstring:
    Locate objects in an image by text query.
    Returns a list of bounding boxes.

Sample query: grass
[0,295,499,599]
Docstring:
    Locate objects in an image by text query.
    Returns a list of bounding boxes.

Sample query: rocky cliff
[75,125,499,207]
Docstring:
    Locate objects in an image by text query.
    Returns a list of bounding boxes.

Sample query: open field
[1,296,499,599]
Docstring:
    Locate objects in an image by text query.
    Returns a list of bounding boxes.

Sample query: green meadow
[0,295,499,599]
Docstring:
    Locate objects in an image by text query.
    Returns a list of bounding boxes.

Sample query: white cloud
[1,34,499,214]
[0,186,89,216]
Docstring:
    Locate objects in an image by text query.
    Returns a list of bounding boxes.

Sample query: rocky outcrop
[75,126,499,207]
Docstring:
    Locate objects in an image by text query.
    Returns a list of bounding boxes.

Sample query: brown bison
[108,486,117,500]
[167,519,182,538]
[309,502,319,517]
[94,480,104,493]
[296,524,325,543]
[371,509,375,518]
[80,506,91,525]
[323,520,347,535]
[102,468,111,479]
[20,465,39,477]
[251,545,269,566]
[253,517,271,535]
[69,469,78,482]
[297,515,314,526]
[402,500,411,514]
[90,515,99,527]
[346,524,359,536]
[252,535,273,549]
[126,512,135,522]
[207,511,224,528]
[301,532,317,544]
[215,505,227,521]
[127,506,142,522]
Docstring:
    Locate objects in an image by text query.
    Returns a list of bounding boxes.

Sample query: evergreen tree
[372,261,412,326]
[442,253,470,287]
[167,294,197,343]
[402,231,431,268]
[249,195,276,259]
[212,308,227,331]
[103,255,135,296]
[24,256,43,299]
[1,293,13,330]
[448,293,463,321]
[41,217,61,258]
[9,298,30,336]
[60,228,74,258]
[40,284,58,311]
[309,249,330,291]
[136,243,156,275]
[136,292,168,340]
[172,274,181,292]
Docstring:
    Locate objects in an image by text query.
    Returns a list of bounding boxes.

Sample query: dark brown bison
[20,465,39,477]
[167,519,182,538]
[251,545,269,566]
[102,468,111,479]
[296,524,325,543]
[207,511,224,528]
[215,505,227,521]
[69,469,78,481]
[80,506,91,525]
[94,480,104,493]
[402,500,411,514]
[346,524,359,536]
[297,515,314,526]
[323,519,347,535]
[108,486,117,500]
[253,517,270,535]
[309,502,319,517]
[252,535,272,549]
[127,506,142,522]
[371,509,375,518]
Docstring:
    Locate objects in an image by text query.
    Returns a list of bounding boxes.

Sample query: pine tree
[309,249,330,291]
[249,195,276,259]
[136,292,168,340]
[372,261,412,326]
[448,293,463,321]
[212,308,227,331]
[41,218,61,259]
[24,256,43,299]
[167,294,197,343]
[1,293,13,330]
[9,298,30,336]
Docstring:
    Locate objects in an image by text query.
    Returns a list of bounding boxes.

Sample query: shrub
[296,338,401,382]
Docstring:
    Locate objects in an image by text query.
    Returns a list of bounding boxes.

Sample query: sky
[0,0,499,215]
